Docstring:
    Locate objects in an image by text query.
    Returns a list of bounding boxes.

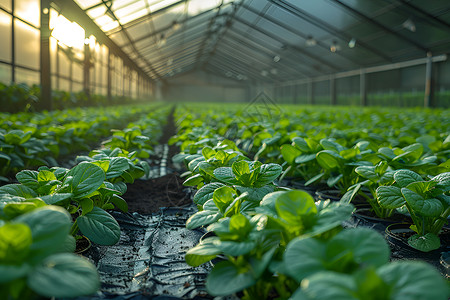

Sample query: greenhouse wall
[165,70,248,102]
[0,0,153,108]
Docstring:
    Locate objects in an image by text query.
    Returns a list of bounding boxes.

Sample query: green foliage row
[171,102,450,252]
[0,103,163,179]
[173,137,449,299]
[0,104,171,299]
[0,82,149,113]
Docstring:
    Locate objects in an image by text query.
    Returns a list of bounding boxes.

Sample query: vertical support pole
[83,43,91,99]
[307,79,314,105]
[40,0,52,110]
[330,75,336,105]
[107,48,111,102]
[293,84,298,104]
[360,69,367,106]
[11,0,15,83]
[424,52,433,108]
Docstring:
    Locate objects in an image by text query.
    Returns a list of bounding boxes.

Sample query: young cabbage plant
[0,206,100,299]
[285,228,449,300]
[311,139,373,194]
[377,143,437,173]
[185,190,354,299]
[376,170,450,252]
[76,147,150,183]
[180,140,248,188]
[279,136,323,182]
[341,161,397,218]
[0,163,123,246]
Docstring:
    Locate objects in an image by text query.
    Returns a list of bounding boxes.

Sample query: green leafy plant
[376,170,450,252]
[0,206,99,299]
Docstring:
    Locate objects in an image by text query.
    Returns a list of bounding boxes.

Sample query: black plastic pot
[75,236,92,254]
[315,189,342,202]
[350,208,411,233]
[385,223,450,277]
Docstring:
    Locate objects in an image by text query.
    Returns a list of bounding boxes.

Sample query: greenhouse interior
[0,0,449,299]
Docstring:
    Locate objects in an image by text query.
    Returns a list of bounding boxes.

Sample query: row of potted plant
[173,138,449,299]
[0,103,163,180]
[0,104,171,299]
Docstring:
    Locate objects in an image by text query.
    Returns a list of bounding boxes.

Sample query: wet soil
[123,173,192,214]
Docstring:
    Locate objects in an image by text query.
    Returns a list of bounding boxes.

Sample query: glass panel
[58,49,70,78]
[86,5,106,19]
[51,75,57,89]
[0,11,12,62]
[73,62,83,82]
[14,20,39,70]
[50,37,57,73]
[15,68,39,85]
[72,82,83,92]
[0,63,11,84]
[0,0,11,12]
[73,0,101,10]
[59,78,70,91]
[15,0,39,27]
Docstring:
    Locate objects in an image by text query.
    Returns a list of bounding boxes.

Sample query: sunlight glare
[50,13,85,50]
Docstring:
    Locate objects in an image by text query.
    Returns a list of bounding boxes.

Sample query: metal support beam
[40,0,52,110]
[107,48,112,102]
[330,75,336,105]
[424,53,433,108]
[332,0,428,52]
[360,69,367,106]
[83,44,91,97]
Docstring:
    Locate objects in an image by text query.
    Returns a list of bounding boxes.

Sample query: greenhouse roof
[66,0,450,83]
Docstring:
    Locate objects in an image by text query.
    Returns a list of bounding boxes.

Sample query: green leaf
[14,206,71,262]
[229,214,251,238]
[340,184,361,204]
[39,193,72,205]
[67,163,105,198]
[295,153,317,164]
[37,170,56,182]
[307,202,354,237]
[299,272,359,300]
[377,261,450,300]
[292,137,310,152]
[281,144,302,164]
[16,170,39,190]
[213,186,236,214]
[182,173,203,186]
[284,237,326,282]
[355,166,377,182]
[186,210,222,229]
[376,186,405,209]
[327,228,390,268]
[77,207,120,245]
[215,240,255,256]
[327,174,343,187]
[3,200,45,219]
[0,184,37,198]
[236,185,274,202]
[394,170,422,188]
[213,167,237,185]
[275,190,317,226]
[105,157,129,179]
[305,172,325,186]
[28,253,99,298]
[401,188,443,217]
[110,194,128,212]
[408,233,440,252]
[316,150,342,170]
[193,183,225,206]
[0,223,32,265]
[232,160,250,177]
[202,146,216,159]
[257,163,282,186]
[0,264,31,284]
[80,198,94,215]
[185,237,221,266]
[206,260,256,296]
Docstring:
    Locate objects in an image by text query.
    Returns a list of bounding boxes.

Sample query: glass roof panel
[75,0,101,10]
